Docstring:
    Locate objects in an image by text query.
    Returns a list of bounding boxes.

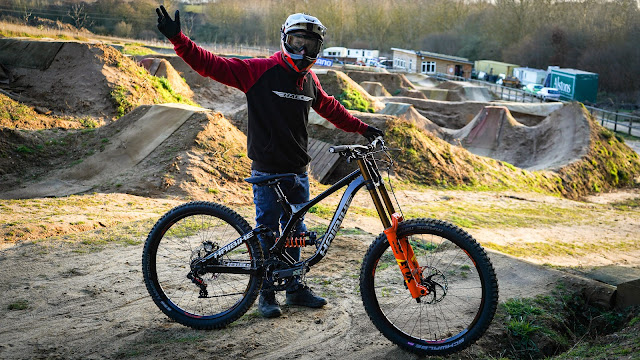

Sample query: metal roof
[391,48,472,64]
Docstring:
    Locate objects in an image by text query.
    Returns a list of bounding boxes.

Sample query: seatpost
[357,158,391,228]
[271,183,292,217]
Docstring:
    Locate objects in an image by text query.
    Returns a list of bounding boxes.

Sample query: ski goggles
[285,33,322,57]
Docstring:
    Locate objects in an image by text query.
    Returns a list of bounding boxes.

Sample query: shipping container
[474,60,519,77]
[548,68,599,103]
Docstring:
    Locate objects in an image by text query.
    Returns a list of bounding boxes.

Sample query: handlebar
[328,136,385,159]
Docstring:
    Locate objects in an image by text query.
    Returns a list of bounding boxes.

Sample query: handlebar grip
[329,145,349,153]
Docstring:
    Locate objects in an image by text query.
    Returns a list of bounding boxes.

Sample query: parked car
[524,83,543,94]
[537,87,561,101]
[497,76,521,88]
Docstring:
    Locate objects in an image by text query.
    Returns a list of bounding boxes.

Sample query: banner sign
[315,58,333,67]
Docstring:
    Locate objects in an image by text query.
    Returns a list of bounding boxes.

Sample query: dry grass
[0,21,273,57]
[0,21,91,41]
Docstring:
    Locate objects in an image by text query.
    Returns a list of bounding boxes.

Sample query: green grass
[494,287,639,359]
[611,197,640,210]
[7,299,29,310]
[308,204,335,219]
[46,219,155,252]
[110,85,134,118]
[120,43,157,56]
[336,88,375,113]
[484,237,640,259]
[149,76,198,107]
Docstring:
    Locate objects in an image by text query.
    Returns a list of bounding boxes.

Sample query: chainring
[262,258,294,292]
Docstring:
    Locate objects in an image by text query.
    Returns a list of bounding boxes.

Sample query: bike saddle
[244,173,296,186]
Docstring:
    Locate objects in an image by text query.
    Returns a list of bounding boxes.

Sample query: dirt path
[0,188,638,359]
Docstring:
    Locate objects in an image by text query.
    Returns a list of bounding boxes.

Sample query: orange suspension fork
[357,158,427,300]
[384,213,428,300]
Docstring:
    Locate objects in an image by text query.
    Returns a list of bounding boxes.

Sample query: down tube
[307,175,367,267]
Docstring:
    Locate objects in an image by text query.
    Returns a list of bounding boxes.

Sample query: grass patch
[402,201,591,229]
[7,299,29,310]
[110,85,134,118]
[611,197,640,210]
[308,204,334,219]
[494,287,638,359]
[120,43,157,56]
[149,76,198,107]
[336,88,375,113]
[484,237,640,259]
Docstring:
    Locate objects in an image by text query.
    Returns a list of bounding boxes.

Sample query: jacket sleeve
[169,32,269,93]
[310,72,369,135]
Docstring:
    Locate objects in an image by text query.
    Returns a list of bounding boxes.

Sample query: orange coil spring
[284,236,307,247]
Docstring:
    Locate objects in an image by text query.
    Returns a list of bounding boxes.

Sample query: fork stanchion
[357,158,391,228]
[384,213,428,300]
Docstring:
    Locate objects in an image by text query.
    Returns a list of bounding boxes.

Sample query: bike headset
[280,13,326,73]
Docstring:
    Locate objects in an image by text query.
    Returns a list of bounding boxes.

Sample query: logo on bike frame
[318,192,353,256]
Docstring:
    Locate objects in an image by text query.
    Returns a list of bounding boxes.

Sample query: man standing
[156,6,383,318]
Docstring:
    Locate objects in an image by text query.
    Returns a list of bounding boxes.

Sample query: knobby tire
[142,201,263,329]
[360,218,498,356]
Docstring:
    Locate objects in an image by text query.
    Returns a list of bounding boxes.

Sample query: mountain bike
[142,137,499,356]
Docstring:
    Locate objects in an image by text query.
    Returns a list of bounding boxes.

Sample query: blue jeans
[251,170,309,284]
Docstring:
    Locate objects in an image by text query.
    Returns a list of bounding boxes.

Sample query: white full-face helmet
[280,13,326,73]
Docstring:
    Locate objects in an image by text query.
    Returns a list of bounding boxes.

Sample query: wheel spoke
[143,202,263,329]
[360,219,498,355]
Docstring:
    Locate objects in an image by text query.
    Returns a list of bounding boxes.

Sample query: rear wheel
[360,218,498,356]
[142,201,263,329]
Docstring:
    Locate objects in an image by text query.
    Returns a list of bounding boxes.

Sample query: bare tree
[21,6,33,24]
[68,3,91,29]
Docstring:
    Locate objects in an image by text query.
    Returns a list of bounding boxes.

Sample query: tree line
[1,0,639,103]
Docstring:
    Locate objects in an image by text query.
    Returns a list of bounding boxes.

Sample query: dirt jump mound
[345,70,415,96]
[444,104,591,170]
[435,81,495,102]
[360,81,391,97]
[378,102,442,136]
[313,69,384,112]
[0,39,194,120]
[136,54,246,119]
[0,103,251,203]
[139,58,194,100]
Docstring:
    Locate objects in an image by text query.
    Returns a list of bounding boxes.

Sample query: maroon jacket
[169,32,369,173]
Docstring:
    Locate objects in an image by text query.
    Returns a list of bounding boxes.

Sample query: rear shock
[283,231,317,247]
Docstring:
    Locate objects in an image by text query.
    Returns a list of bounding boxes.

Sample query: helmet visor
[285,33,322,58]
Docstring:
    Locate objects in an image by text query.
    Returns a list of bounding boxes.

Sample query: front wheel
[142,201,263,329]
[360,218,498,356]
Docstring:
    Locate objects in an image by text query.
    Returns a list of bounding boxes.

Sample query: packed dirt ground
[1,37,640,359]
[1,187,639,360]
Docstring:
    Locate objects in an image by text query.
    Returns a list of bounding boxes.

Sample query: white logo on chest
[272,91,313,102]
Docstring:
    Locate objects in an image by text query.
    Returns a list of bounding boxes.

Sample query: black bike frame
[206,152,397,274]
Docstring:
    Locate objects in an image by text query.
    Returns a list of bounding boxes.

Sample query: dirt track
[1,188,637,360]
[1,38,640,359]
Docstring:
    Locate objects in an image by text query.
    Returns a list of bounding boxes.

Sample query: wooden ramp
[308,138,340,183]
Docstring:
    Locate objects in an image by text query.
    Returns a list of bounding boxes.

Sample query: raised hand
[155,5,181,39]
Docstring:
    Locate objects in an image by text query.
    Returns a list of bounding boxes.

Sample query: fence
[431,72,640,138]
[585,106,640,137]
[431,72,542,103]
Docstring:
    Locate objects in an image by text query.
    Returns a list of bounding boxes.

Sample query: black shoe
[286,285,327,308]
[258,291,282,318]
